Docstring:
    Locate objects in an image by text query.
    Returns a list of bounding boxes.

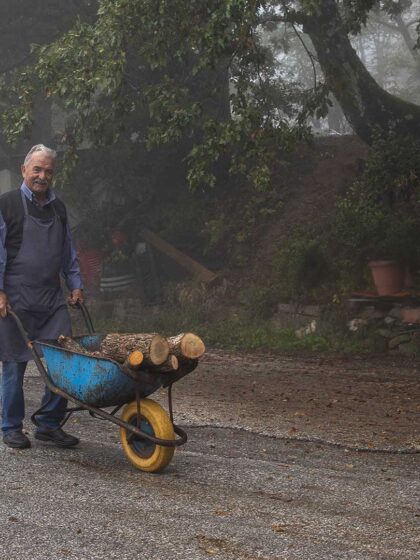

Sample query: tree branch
[290,23,318,89]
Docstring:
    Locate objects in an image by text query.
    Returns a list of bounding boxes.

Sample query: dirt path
[25,349,419,452]
[12,350,419,559]
[161,351,420,453]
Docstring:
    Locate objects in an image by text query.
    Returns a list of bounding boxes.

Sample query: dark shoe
[35,427,79,448]
[3,431,31,449]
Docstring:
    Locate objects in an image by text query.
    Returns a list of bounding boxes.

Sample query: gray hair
[24,144,57,166]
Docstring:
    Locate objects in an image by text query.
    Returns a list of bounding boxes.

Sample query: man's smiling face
[21,152,55,198]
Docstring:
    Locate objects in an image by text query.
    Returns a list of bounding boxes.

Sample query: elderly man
[0,144,83,449]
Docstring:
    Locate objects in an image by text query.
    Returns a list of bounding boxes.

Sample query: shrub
[333,133,420,267]
[238,280,278,320]
[272,229,333,302]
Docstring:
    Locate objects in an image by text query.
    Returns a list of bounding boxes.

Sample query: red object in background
[78,249,103,288]
[402,307,420,324]
[111,230,127,248]
[368,260,404,296]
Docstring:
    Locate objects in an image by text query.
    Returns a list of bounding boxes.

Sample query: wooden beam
[139,227,217,283]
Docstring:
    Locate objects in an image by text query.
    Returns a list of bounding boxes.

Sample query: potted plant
[333,133,420,296]
[365,212,418,295]
[335,185,420,296]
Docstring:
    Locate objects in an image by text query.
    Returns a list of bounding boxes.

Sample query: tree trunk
[100,333,169,366]
[302,0,420,142]
[394,14,420,80]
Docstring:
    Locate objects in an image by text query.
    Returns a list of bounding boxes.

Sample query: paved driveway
[0,352,418,559]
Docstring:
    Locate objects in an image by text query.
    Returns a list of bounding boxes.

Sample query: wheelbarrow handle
[73,301,95,334]
[7,308,82,413]
[8,309,32,348]
[7,309,49,383]
[7,301,95,346]
[7,305,95,387]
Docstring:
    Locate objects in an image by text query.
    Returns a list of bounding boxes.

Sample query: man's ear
[21,164,25,178]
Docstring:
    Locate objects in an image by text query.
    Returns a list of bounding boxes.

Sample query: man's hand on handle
[67,288,84,307]
[0,288,84,315]
[0,290,10,318]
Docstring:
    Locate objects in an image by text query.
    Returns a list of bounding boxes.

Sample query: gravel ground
[0,351,418,559]
[159,350,420,452]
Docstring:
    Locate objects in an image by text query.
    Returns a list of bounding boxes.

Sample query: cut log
[126,350,144,369]
[121,351,144,372]
[57,335,89,355]
[100,333,169,366]
[153,354,179,373]
[167,332,205,359]
[57,335,102,358]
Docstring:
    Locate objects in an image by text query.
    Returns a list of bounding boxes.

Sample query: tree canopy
[1,0,419,190]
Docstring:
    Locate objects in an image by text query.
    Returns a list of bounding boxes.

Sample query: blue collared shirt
[0,183,83,291]
[21,181,55,206]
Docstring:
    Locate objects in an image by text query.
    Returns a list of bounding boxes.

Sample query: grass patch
[203,316,330,352]
[88,305,371,354]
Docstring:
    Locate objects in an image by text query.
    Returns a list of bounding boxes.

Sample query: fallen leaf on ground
[272,523,287,533]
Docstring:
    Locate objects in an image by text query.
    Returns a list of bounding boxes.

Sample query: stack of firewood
[57,331,205,375]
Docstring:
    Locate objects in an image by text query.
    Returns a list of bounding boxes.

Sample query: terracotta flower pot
[368,260,404,296]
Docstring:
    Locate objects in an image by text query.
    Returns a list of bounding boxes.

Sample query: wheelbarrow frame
[9,304,188,449]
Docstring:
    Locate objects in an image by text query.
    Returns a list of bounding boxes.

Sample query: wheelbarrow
[10,303,194,473]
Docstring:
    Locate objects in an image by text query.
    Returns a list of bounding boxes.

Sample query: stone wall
[271,303,321,330]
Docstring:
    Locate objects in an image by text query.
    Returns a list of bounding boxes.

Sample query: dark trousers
[1,361,67,433]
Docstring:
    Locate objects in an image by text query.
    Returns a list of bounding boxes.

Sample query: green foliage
[342,1,378,33]
[237,280,278,320]
[93,303,206,338]
[270,134,420,303]
[272,229,333,301]
[1,0,418,199]
[360,131,420,195]
[336,188,419,263]
[197,180,285,266]
[0,0,310,194]
[89,272,378,354]
[55,146,80,189]
[204,315,330,351]
[149,191,208,250]
[94,302,332,352]
[333,133,420,264]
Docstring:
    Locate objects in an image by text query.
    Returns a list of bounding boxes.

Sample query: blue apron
[0,192,71,362]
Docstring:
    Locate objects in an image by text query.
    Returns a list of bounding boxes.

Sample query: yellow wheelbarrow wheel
[120,398,175,473]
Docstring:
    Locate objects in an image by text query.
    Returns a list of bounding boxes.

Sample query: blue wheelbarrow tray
[37,334,167,408]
